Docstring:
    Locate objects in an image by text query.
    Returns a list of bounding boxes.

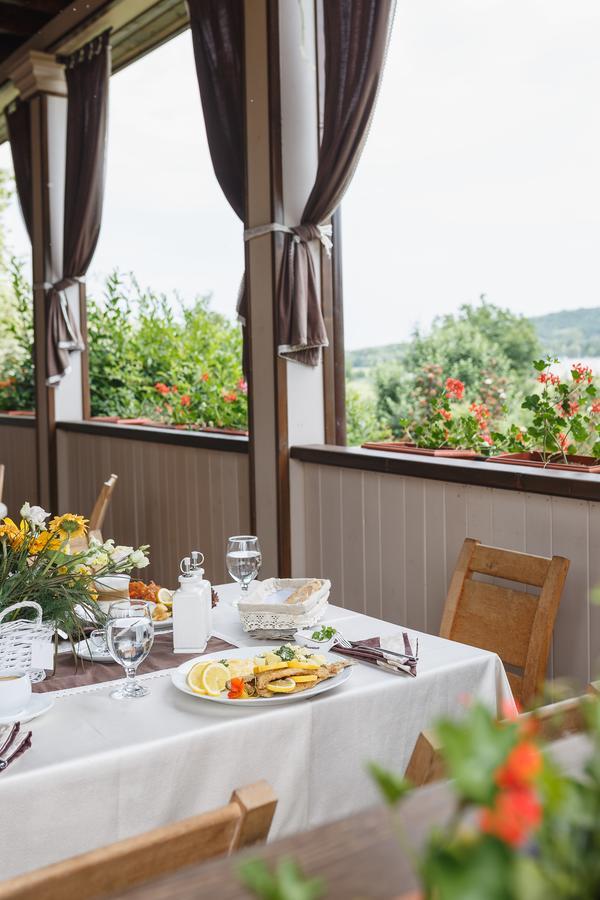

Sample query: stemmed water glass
[226,535,262,606]
[106,601,154,699]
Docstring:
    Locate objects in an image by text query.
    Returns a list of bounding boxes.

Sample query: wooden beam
[0,3,52,37]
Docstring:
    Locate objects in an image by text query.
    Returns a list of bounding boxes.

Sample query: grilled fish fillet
[256,661,350,697]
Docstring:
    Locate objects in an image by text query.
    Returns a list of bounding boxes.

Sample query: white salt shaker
[190,550,212,638]
[172,555,210,654]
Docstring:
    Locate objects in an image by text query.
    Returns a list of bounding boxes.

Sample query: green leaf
[368,761,412,805]
[238,858,325,900]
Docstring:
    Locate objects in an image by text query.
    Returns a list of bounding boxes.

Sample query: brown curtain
[187,0,249,367]
[277,0,396,365]
[46,30,110,386]
[6,101,33,239]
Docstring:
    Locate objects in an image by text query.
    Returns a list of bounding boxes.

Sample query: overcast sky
[2,0,600,349]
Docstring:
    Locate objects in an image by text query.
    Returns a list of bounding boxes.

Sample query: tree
[375,298,540,436]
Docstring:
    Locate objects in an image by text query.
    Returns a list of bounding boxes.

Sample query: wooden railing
[290,444,600,687]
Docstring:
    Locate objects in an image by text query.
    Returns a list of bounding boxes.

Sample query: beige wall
[293,460,600,688]
[56,429,251,587]
[0,419,37,518]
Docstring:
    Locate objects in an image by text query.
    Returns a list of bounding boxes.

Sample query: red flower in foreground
[222,390,238,404]
[445,377,465,401]
[496,742,542,790]
[180,394,191,408]
[480,787,542,846]
[154,382,170,396]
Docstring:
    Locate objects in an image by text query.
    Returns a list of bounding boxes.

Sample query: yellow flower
[48,514,88,540]
[0,517,25,550]
[29,530,62,555]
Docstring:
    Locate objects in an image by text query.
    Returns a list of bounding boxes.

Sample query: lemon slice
[254,661,288,674]
[200,662,229,697]
[266,677,296,693]
[288,661,319,670]
[291,674,319,683]
[157,587,174,608]
[186,662,209,694]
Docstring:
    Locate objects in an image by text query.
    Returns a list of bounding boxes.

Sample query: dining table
[0,582,514,881]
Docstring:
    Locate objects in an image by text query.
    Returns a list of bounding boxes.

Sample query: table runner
[0,583,514,880]
[33,634,233,694]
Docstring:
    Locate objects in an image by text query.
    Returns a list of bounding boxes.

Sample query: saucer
[0,693,55,725]
[74,639,116,663]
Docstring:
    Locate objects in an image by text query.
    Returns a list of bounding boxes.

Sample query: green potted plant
[489,358,600,472]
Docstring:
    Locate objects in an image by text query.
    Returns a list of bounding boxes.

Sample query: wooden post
[243,0,326,577]
[9,51,84,512]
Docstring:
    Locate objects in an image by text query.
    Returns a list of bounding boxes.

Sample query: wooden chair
[88,473,118,542]
[405,693,591,787]
[0,781,277,900]
[440,538,569,706]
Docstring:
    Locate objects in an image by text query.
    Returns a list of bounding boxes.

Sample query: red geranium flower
[480,787,542,846]
[572,363,593,384]
[180,395,191,408]
[445,377,465,400]
[222,390,238,404]
[440,408,452,421]
[154,382,170,396]
[201,373,209,382]
[538,372,561,386]
[496,742,542,790]
[237,378,248,395]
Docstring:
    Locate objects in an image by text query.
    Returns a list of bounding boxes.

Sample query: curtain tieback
[33,278,85,352]
[244,222,333,257]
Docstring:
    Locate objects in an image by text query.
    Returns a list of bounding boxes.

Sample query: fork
[333,632,418,663]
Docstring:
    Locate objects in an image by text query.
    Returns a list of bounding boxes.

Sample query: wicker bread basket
[0,601,55,683]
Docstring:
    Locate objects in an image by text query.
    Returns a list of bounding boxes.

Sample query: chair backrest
[440,538,569,706]
[406,694,590,787]
[88,473,118,539]
[0,463,4,503]
[0,781,277,900]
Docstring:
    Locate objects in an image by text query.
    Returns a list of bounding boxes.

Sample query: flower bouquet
[0,502,150,661]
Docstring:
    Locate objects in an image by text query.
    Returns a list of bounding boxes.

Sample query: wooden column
[243,0,326,577]
[9,51,83,511]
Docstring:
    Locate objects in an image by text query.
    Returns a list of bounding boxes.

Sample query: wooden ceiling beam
[0,3,53,36]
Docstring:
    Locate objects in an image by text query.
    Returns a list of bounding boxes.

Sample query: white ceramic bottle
[190,550,212,639]
[172,556,210,654]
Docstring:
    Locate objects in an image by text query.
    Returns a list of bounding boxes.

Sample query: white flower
[130,549,150,568]
[20,502,50,528]
[110,544,134,564]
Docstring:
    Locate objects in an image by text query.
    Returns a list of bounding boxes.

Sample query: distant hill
[530,307,600,357]
[347,306,600,371]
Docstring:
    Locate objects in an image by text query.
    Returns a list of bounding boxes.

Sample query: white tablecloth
[0,584,513,879]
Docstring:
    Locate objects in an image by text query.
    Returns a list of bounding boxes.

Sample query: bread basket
[237,578,330,634]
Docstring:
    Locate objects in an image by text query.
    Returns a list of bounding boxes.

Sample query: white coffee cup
[0,670,32,717]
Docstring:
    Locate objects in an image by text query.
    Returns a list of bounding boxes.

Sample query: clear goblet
[226,535,262,606]
[106,601,154,699]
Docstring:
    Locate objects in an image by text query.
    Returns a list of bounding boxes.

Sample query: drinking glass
[106,601,154,699]
[226,535,262,605]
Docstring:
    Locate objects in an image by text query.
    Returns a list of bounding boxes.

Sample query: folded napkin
[332,632,418,677]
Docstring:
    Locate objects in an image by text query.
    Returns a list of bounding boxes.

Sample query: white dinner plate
[0,693,55,726]
[171,645,353,706]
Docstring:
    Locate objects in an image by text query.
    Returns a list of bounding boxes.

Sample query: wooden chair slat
[470,543,551,587]
[441,538,569,706]
[451,580,537,669]
[0,781,277,900]
[405,694,590,787]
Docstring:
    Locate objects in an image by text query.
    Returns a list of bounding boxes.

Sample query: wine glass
[106,601,154,699]
[226,535,262,605]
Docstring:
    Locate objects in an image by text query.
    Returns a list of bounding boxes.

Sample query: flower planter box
[89,416,248,436]
[488,451,600,473]
[361,441,481,460]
